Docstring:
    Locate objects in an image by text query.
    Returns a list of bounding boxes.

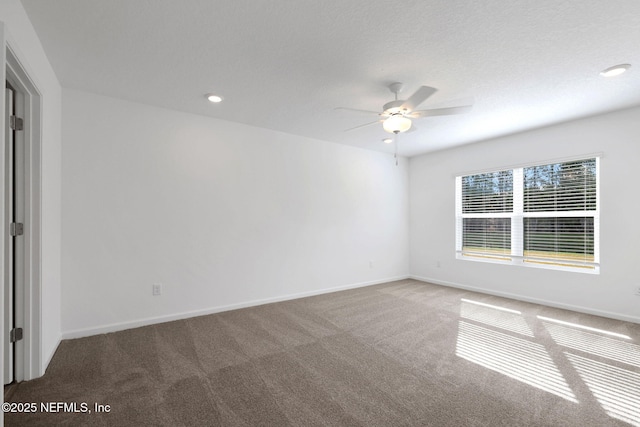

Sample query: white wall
[409,106,640,323]
[61,89,409,336]
[0,1,62,374]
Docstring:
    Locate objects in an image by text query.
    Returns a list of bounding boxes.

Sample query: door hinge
[10,222,24,236]
[10,328,23,343]
[10,115,24,131]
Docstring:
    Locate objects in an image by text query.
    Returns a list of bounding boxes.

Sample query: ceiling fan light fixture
[383,114,412,134]
[599,64,630,77]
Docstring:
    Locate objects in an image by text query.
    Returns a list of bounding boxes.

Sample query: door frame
[2,37,43,383]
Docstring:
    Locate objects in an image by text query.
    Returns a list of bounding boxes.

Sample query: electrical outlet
[436,261,441,268]
[635,286,640,296]
[369,261,374,268]
[152,283,162,296]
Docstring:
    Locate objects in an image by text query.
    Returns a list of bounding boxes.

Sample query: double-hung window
[455,157,599,273]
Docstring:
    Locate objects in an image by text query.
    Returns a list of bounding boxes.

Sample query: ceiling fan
[337,82,472,134]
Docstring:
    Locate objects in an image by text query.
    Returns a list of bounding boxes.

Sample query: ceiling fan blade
[408,105,473,118]
[334,107,381,115]
[400,86,437,111]
[343,120,382,132]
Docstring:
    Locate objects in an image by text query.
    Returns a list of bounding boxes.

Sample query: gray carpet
[5,279,640,426]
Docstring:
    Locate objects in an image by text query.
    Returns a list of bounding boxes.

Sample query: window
[456,157,599,273]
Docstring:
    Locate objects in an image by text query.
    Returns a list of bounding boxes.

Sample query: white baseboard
[62,275,411,340]
[410,275,640,324]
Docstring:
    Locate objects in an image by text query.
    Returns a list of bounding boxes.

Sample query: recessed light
[205,93,223,103]
[599,64,630,77]
[383,138,393,144]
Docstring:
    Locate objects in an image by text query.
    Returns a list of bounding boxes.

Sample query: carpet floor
[5,279,640,426]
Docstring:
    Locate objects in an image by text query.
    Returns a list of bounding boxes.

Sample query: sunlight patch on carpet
[537,316,631,340]
[461,299,533,337]
[456,321,577,402]
[566,353,640,427]
[542,321,640,368]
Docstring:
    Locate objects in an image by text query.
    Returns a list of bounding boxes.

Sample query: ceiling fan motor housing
[383,100,408,115]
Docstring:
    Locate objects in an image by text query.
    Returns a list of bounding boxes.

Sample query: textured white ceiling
[20,0,640,156]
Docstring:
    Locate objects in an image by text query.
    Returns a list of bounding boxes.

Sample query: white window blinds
[459,171,513,259]
[522,159,598,268]
[462,171,513,213]
[456,157,599,273]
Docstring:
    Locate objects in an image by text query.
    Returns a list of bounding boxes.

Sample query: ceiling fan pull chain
[394,134,399,166]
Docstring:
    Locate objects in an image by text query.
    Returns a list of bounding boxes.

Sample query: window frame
[455,156,600,274]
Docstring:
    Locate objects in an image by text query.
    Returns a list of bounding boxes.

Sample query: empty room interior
[1,0,640,426]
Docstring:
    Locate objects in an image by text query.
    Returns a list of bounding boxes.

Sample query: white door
[4,84,14,384]
[4,82,24,385]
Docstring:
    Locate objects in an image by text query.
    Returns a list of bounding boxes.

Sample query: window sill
[456,252,600,275]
